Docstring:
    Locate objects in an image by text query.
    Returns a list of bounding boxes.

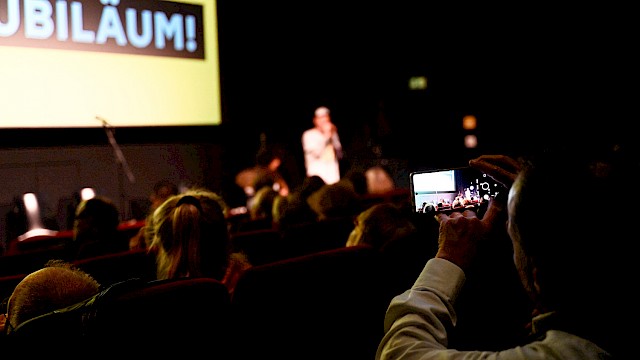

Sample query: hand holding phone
[468,155,521,189]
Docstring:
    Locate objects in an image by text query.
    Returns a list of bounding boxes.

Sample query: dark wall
[216,2,636,174]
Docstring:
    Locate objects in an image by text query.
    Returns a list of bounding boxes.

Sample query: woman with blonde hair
[148,188,250,294]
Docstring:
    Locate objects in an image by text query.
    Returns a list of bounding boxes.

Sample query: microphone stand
[96,116,136,220]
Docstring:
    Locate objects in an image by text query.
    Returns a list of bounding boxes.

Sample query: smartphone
[409,167,505,215]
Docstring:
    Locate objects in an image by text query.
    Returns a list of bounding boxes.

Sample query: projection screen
[0,0,221,128]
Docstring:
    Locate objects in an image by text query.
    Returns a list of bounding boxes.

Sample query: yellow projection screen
[0,0,221,128]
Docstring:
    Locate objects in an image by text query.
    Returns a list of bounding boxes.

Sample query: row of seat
[0,219,145,281]
[3,220,145,256]
[2,241,433,359]
[0,248,155,303]
[230,216,356,266]
[0,214,354,282]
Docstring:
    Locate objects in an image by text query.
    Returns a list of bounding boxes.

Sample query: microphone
[97,115,136,184]
[96,115,111,128]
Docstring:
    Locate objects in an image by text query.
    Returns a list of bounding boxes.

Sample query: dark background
[216,3,636,174]
[1,3,635,187]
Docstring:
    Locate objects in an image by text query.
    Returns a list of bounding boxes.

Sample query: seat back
[377,231,437,302]
[0,246,72,277]
[230,245,386,360]
[85,277,231,340]
[230,228,283,266]
[11,277,232,353]
[72,248,156,286]
[278,216,355,259]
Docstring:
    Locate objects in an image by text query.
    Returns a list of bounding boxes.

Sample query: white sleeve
[302,129,328,159]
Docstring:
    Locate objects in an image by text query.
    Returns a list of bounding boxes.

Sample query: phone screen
[409,167,504,215]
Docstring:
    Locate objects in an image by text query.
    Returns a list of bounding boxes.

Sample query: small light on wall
[464,134,478,148]
[22,193,40,219]
[17,192,58,241]
[80,187,96,201]
[408,76,428,90]
[462,115,477,130]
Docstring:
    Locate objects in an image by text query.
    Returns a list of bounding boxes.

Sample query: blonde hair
[148,188,231,281]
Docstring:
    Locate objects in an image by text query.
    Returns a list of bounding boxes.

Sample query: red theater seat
[230,245,387,360]
[72,248,156,286]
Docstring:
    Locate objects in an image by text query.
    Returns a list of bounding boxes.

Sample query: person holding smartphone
[377,148,629,359]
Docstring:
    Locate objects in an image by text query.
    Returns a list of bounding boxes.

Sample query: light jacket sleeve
[376,258,466,359]
[375,258,608,360]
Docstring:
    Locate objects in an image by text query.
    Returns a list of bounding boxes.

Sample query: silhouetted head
[73,196,120,244]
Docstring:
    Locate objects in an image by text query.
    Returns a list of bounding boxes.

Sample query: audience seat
[230,245,387,360]
[230,228,284,266]
[0,246,72,278]
[231,217,274,233]
[377,231,438,303]
[11,276,232,353]
[72,248,157,286]
[4,232,73,256]
[85,277,231,343]
[278,216,355,259]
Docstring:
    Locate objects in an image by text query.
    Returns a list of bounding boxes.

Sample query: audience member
[149,180,180,211]
[346,202,417,249]
[147,188,251,294]
[230,184,280,232]
[254,145,291,196]
[376,147,631,359]
[419,201,437,214]
[248,185,278,224]
[70,195,129,260]
[364,165,396,195]
[306,178,362,221]
[236,143,291,203]
[343,167,369,197]
[451,194,465,208]
[129,180,179,250]
[272,175,326,231]
[302,106,343,185]
[1,259,101,335]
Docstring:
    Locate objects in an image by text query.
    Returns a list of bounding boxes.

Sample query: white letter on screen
[55,0,69,41]
[71,1,95,43]
[126,8,152,48]
[96,5,127,45]
[0,0,20,37]
[24,0,54,39]
[154,11,184,50]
